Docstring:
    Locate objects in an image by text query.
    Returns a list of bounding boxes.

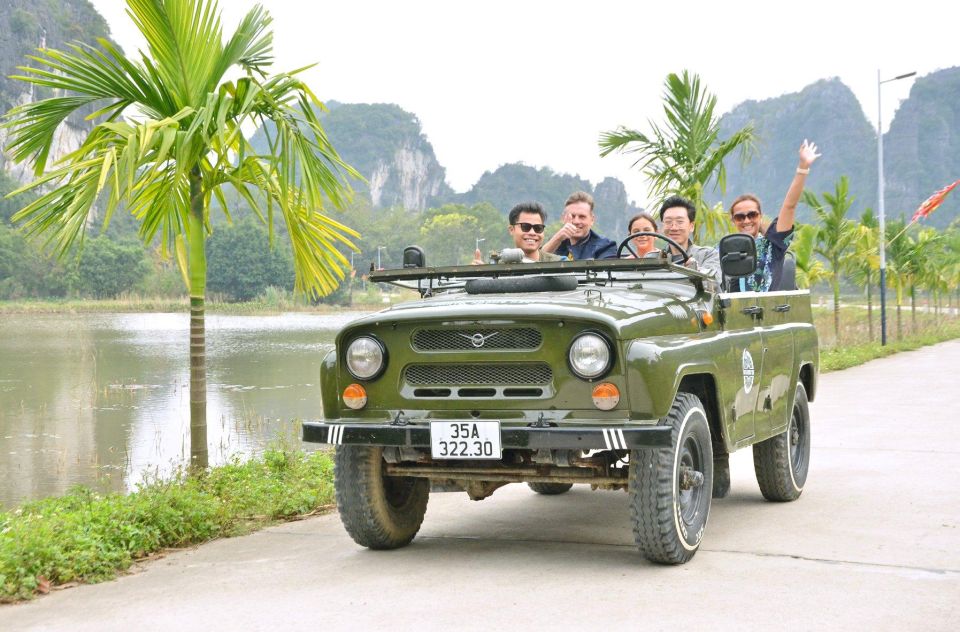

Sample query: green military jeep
[303,234,818,564]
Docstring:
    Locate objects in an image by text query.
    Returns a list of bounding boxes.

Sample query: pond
[0,311,366,509]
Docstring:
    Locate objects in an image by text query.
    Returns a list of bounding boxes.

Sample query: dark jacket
[552,230,618,260]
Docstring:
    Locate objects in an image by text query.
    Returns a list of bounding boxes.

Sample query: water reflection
[0,311,364,508]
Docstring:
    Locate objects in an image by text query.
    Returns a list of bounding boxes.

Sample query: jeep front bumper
[301,421,672,450]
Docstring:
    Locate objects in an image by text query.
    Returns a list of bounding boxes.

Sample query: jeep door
[719,292,768,445]
[754,290,802,437]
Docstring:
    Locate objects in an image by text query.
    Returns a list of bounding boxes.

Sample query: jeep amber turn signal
[343,383,367,410]
[592,383,620,410]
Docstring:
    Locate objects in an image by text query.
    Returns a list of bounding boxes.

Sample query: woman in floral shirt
[730,140,821,292]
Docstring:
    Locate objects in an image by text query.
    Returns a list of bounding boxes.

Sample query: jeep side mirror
[718,234,757,278]
[403,245,426,269]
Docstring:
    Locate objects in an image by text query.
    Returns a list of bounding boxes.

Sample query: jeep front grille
[404,363,552,385]
[411,328,542,351]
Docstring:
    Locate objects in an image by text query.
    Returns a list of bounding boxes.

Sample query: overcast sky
[89,0,958,207]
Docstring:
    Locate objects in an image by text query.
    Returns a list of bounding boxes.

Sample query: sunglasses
[732,210,760,222]
[512,222,546,233]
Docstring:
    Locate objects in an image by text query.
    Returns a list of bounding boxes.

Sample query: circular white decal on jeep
[742,349,755,394]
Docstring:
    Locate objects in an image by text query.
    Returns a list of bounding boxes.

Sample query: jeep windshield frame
[369,257,715,297]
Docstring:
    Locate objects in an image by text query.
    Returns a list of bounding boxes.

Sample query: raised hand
[471,248,484,266]
[799,139,821,168]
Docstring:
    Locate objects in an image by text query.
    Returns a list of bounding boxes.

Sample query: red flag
[911,179,960,222]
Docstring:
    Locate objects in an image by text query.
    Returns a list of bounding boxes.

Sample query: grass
[0,294,384,315]
[812,303,960,371]
[0,448,334,603]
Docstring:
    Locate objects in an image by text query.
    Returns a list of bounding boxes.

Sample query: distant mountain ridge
[716,69,960,228]
[0,0,112,183]
[2,0,957,230]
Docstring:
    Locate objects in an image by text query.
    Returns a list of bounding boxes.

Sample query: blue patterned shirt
[738,218,794,292]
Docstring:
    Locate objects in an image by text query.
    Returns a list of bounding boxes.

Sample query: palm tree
[790,224,827,290]
[2,0,359,468]
[911,228,942,330]
[802,177,857,343]
[943,225,960,313]
[599,70,754,243]
[885,218,915,340]
[851,209,880,341]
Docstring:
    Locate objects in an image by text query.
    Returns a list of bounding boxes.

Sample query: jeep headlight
[568,333,612,380]
[345,336,387,380]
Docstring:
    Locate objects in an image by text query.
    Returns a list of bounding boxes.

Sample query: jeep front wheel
[629,392,713,564]
[334,445,430,549]
[753,383,811,501]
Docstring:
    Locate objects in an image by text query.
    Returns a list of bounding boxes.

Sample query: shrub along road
[3,341,959,630]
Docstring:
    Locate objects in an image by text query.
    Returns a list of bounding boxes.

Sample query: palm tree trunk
[188,168,208,470]
[910,286,917,335]
[896,301,902,340]
[865,271,874,342]
[832,274,841,345]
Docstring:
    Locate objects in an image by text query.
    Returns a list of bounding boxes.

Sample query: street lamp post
[877,69,916,346]
[377,246,386,270]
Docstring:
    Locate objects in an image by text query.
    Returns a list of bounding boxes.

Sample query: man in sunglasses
[542,191,617,260]
[729,139,821,292]
[473,202,562,264]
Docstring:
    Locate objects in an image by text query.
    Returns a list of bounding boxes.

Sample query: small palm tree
[850,209,880,341]
[802,177,857,344]
[885,218,915,340]
[2,0,360,468]
[599,70,754,243]
[790,224,827,290]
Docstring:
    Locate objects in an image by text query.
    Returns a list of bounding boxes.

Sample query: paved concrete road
[3,341,959,631]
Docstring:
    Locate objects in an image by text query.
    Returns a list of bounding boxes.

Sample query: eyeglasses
[661,220,688,228]
[512,222,546,233]
[732,210,760,222]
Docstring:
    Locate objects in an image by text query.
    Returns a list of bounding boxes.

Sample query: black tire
[629,392,713,564]
[334,445,429,549]
[527,482,574,495]
[753,383,811,502]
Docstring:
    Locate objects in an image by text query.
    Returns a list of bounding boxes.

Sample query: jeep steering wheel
[617,231,690,264]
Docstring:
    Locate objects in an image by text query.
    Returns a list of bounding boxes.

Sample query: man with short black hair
[658,195,722,284]
[473,201,562,264]
[543,191,617,260]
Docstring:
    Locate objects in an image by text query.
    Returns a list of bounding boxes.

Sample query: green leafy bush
[0,449,334,602]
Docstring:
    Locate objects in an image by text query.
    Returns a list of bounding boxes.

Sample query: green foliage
[790,224,826,289]
[419,202,506,266]
[0,449,334,602]
[0,223,75,299]
[802,176,858,341]
[207,220,294,302]
[2,0,359,300]
[76,236,150,298]
[600,70,754,243]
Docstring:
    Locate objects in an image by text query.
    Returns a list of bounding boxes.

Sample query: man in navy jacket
[543,191,617,260]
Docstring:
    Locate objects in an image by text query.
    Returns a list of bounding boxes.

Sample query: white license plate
[430,421,502,459]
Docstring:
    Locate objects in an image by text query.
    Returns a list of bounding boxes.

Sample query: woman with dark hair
[729,139,821,292]
[624,212,659,258]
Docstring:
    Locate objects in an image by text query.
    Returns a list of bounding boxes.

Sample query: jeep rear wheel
[629,392,713,564]
[753,383,811,501]
[334,445,429,549]
[527,482,574,495]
